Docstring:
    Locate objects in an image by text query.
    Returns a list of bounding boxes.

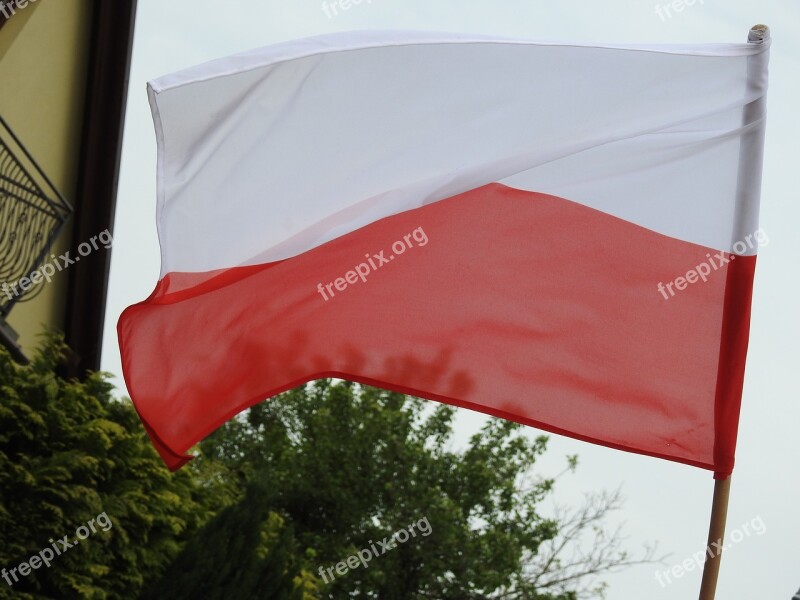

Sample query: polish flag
[118,31,770,475]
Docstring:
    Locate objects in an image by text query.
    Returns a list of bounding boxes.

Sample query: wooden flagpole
[698,24,769,600]
[698,477,732,599]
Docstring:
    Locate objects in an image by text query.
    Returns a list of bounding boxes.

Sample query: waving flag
[118,30,770,474]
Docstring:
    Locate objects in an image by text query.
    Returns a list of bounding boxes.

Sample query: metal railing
[0,113,72,316]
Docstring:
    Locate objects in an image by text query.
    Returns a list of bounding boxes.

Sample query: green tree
[0,335,215,599]
[189,381,566,599]
[141,481,311,600]
[188,381,660,599]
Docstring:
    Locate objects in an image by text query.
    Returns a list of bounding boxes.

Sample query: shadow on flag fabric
[117,30,770,476]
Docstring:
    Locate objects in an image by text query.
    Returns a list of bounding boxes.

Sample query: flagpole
[697,24,769,600]
[697,477,731,599]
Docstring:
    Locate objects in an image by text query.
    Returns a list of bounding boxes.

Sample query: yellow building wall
[0,0,93,356]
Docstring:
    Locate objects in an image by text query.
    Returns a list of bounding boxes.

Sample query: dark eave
[62,0,137,378]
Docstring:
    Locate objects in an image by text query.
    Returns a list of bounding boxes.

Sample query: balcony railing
[0,113,72,317]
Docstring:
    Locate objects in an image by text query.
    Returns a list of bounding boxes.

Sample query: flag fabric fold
[118,30,770,475]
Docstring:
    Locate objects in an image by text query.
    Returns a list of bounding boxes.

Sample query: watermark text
[654,515,765,587]
[2,229,113,301]
[318,516,432,583]
[2,512,113,588]
[316,226,428,302]
[657,228,768,300]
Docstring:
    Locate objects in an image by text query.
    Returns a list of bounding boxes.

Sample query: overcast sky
[100,1,800,598]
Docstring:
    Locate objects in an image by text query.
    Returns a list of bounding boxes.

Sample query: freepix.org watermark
[316,226,428,302]
[321,0,373,19]
[0,0,38,20]
[654,515,765,587]
[654,0,704,22]
[657,228,768,300]
[318,516,432,584]
[2,512,113,588]
[1,229,113,301]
